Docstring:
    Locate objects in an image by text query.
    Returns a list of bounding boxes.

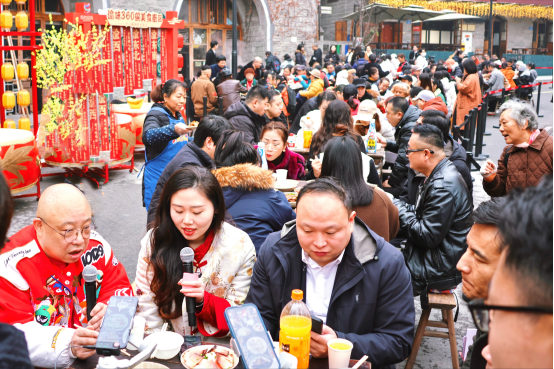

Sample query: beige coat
[454,73,481,128]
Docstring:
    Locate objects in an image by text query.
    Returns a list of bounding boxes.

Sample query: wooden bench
[405,292,459,369]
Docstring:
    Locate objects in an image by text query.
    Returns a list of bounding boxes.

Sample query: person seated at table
[142,79,189,210]
[245,179,415,367]
[308,100,366,180]
[260,122,306,180]
[353,77,373,103]
[390,82,410,100]
[217,67,248,114]
[136,166,256,337]
[264,89,287,125]
[0,184,133,368]
[225,85,272,145]
[321,136,398,239]
[290,91,336,135]
[354,99,394,141]
[501,62,516,88]
[481,100,553,197]
[212,131,296,252]
[393,124,472,298]
[341,84,360,115]
[298,69,324,105]
[240,68,258,91]
[192,65,219,117]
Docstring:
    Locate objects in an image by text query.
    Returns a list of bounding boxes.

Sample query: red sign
[123,27,134,95]
[132,28,143,90]
[102,30,114,93]
[160,29,167,83]
[89,95,99,157]
[151,28,158,89]
[110,105,121,159]
[98,95,110,152]
[413,25,421,32]
[78,97,90,162]
[112,27,124,88]
[143,29,151,85]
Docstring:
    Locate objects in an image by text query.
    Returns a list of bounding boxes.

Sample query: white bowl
[139,331,184,360]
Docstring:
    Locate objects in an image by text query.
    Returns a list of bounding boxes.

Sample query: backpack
[273,57,281,74]
[285,86,296,115]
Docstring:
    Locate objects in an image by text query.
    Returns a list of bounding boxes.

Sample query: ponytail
[347,96,358,111]
[150,84,164,103]
[150,79,187,104]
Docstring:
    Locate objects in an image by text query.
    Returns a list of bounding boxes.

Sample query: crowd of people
[0,40,552,369]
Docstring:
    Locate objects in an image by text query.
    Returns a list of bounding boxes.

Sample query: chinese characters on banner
[112,26,124,88]
[132,28,143,90]
[109,106,121,160]
[143,29,152,86]
[98,95,110,152]
[151,28,158,89]
[89,95,99,157]
[160,29,167,83]
[123,27,134,95]
[106,9,163,28]
[102,29,114,94]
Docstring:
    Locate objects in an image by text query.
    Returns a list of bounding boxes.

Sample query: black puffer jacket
[385,105,421,187]
[289,96,319,135]
[142,103,182,161]
[224,101,267,144]
[394,158,472,298]
[295,51,307,66]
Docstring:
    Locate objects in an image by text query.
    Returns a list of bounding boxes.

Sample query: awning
[414,12,485,22]
[341,3,444,22]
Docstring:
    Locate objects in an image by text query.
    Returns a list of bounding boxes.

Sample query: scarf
[515,129,540,148]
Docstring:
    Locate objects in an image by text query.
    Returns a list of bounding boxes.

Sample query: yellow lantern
[2,91,15,109]
[18,116,30,130]
[1,62,14,80]
[17,89,30,107]
[3,119,15,129]
[0,0,11,6]
[0,10,12,30]
[16,62,28,79]
[15,11,27,30]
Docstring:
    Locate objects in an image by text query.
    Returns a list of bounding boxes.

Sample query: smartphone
[95,296,139,356]
[224,304,280,369]
[311,315,323,335]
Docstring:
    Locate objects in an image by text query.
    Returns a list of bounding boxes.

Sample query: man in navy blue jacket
[245,179,415,368]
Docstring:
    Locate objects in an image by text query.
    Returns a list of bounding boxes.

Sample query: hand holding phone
[311,315,323,335]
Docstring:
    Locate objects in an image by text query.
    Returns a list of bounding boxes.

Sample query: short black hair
[216,55,227,62]
[469,197,506,227]
[268,89,282,104]
[214,130,261,168]
[325,62,335,68]
[202,64,212,71]
[378,77,389,86]
[412,123,444,149]
[368,67,378,77]
[420,110,449,141]
[317,90,337,107]
[368,53,376,62]
[410,86,423,98]
[284,54,291,60]
[265,51,271,56]
[193,115,231,147]
[297,178,353,213]
[498,174,553,308]
[263,70,276,80]
[210,40,218,48]
[388,96,409,115]
[462,58,478,75]
[245,85,272,104]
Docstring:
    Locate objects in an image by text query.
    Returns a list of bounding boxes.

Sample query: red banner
[143,29,151,85]
[160,29,167,83]
[64,71,76,162]
[98,95,110,152]
[123,27,134,95]
[75,65,88,94]
[132,28,143,90]
[102,29,114,94]
[112,27,124,88]
[110,106,121,160]
[89,95,99,157]
[78,97,90,163]
[151,28,158,89]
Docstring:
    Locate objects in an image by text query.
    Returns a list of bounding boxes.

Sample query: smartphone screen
[224,304,280,369]
[96,296,138,353]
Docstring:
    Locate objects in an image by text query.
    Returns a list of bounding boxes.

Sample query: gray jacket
[485,69,504,97]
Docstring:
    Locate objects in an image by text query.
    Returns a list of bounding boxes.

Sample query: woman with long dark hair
[295,44,307,66]
[454,58,481,128]
[320,136,399,241]
[135,166,256,337]
[418,73,433,91]
[325,45,340,65]
[341,84,360,114]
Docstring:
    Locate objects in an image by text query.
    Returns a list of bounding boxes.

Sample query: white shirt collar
[301,249,345,269]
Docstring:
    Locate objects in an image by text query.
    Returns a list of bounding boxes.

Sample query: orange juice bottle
[279,289,312,368]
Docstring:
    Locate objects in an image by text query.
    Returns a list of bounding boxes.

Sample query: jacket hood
[399,105,421,128]
[447,138,466,164]
[224,101,264,123]
[280,217,379,264]
[213,163,274,190]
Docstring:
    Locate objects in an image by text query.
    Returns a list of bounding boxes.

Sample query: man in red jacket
[0,183,132,368]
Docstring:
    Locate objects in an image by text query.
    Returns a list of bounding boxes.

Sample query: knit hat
[244,68,255,76]
[310,69,321,78]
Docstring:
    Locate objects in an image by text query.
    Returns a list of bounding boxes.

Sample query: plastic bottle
[279,289,311,369]
[367,120,377,154]
[288,133,296,148]
[257,142,269,170]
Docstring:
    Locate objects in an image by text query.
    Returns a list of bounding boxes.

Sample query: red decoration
[123,27,134,95]
[98,95,109,152]
[160,29,167,83]
[102,29,114,93]
[112,26,124,88]
[132,28,143,90]
[89,95,99,157]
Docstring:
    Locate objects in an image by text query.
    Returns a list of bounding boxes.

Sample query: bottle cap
[291,289,303,300]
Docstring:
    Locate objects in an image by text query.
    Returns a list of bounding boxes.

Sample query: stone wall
[507,17,534,49]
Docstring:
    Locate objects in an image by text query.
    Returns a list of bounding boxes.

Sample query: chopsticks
[151,322,168,359]
[352,355,369,369]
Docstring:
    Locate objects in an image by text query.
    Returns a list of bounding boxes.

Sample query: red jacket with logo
[0,225,132,327]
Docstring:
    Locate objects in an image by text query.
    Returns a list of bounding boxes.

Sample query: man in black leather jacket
[393,124,472,302]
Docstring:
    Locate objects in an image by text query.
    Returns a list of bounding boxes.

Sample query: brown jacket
[353,187,400,242]
[217,79,247,113]
[191,75,218,117]
[483,129,553,197]
[454,74,481,128]
[501,68,516,88]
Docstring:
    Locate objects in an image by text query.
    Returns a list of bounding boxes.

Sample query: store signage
[106,9,164,28]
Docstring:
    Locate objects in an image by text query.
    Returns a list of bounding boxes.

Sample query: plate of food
[284,192,298,207]
[181,345,239,369]
[274,180,299,192]
[185,121,199,130]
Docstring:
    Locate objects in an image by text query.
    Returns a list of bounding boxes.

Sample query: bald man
[0,184,132,368]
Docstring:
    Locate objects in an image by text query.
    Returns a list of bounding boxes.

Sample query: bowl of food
[274,180,299,192]
[181,345,239,369]
[284,192,297,208]
[139,331,184,360]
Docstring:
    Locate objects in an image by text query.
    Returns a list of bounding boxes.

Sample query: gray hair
[499,99,539,131]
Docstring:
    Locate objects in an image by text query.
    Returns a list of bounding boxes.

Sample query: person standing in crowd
[454,58,481,127]
[325,45,340,65]
[411,65,422,80]
[142,79,189,210]
[353,51,368,75]
[409,45,419,61]
[396,53,409,72]
[245,179,415,367]
[295,44,307,66]
[281,54,294,70]
[394,124,472,297]
[136,166,256,337]
[514,64,534,101]
[321,136,398,240]
[363,53,390,79]
[216,67,247,114]
[261,122,306,180]
[378,97,420,196]
[212,131,296,252]
[310,43,322,67]
[481,100,552,197]
[240,68,258,91]
[481,61,504,113]
[237,57,264,81]
[265,89,286,124]
[445,59,463,80]
[191,65,218,117]
[205,40,218,66]
[147,116,231,225]
[225,85,272,144]
[477,176,553,369]
[0,184,133,368]
[265,51,276,73]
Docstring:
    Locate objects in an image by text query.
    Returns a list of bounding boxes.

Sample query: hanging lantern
[2,62,14,80]
[0,0,11,5]
[2,91,15,109]
[15,11,27,30]
[3,119,15,129]
[17,89,30,107]
[1,10,12,30]
[16,62,28,79]
[18,116,30,130]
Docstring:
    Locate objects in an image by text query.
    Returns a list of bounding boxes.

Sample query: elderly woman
[481,100,553,197]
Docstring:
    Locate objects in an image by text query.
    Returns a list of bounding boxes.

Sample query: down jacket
[299,78,324,99]
[213,164,296,252]
[454,74,481,128]
[385,105,421,188]
[224,101,268,144]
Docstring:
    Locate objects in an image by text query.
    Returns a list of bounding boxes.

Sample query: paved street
[7,85,553,368]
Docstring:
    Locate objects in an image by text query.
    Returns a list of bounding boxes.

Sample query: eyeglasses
[39,217,96,243]
[468,298,553,332]
[406,148,434,155]
[262,140,282,149]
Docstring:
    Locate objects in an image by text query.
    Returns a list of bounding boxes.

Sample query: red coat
[422,97,449,116]
[0,225,132,327]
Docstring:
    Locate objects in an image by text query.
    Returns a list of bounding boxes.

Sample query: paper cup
[327,338,353,369]
[276,169,288,183]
